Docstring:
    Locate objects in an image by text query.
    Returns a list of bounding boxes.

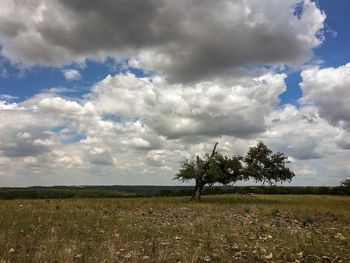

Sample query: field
[0,195,349,263]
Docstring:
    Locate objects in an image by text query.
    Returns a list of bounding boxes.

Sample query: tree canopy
[244,141,295,185]
[340,178,350,189]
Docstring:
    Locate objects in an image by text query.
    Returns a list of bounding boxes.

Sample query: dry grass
[0,195,349,262]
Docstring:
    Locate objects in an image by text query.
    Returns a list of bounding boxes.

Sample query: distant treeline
[0,185,349,200]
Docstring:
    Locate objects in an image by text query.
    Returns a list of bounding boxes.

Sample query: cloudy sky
[0,0,349,187]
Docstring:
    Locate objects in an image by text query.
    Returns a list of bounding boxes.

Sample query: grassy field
[0,195,349,262]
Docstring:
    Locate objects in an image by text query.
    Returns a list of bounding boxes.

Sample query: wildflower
[334,233,346,240]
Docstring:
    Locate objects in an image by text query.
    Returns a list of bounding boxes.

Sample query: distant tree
[244,141,295,185]
[175,141,295,201]
[340,178,350,188]
[175,143,244,201]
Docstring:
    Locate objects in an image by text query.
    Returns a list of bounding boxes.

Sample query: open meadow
[0,195,349,263]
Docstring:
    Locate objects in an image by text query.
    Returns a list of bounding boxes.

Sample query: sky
[0,0,350,187]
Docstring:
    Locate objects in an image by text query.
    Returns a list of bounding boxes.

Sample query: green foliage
[207,154,244,185]
[244,141,295,185]
[0,188,134,200]
[174,159,196,182]
[271,208,280,217]
[176,141,295,189]
[0,185,349,200]
[175,153,244,185]
[340,178,350,188]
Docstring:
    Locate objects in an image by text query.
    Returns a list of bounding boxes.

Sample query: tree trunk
[190,142,218,202]
[191,180,204,202]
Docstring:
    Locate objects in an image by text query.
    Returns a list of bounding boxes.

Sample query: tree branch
[196,155,203,180]
[210,142,218,159]
[202,142,218,170]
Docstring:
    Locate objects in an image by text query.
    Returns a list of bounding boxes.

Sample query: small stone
[322,256,330,261]
[204,255,211,262]
[123,253,132,259]
[9,248,16,253]
[265,253,273,260]
[74,254,82,259]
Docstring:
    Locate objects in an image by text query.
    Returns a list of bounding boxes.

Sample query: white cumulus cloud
[300,63,350,130]
[62,69,81,80]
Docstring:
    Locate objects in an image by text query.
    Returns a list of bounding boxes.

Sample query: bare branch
[210,142,219,159]
[202,142,218,170]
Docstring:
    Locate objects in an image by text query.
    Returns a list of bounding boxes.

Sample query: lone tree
[175,141,294,201]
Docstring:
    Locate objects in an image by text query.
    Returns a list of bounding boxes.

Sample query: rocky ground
[0,195,349,262]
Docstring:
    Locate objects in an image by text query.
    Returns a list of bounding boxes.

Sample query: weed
[302,216,314,227]
[271,208,280,217]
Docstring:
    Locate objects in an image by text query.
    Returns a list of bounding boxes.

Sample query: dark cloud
[143,113,266,139]
[39,0,163,53]
[0,0,325,82]
[337,140,350,150]
[88,150,115,166]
